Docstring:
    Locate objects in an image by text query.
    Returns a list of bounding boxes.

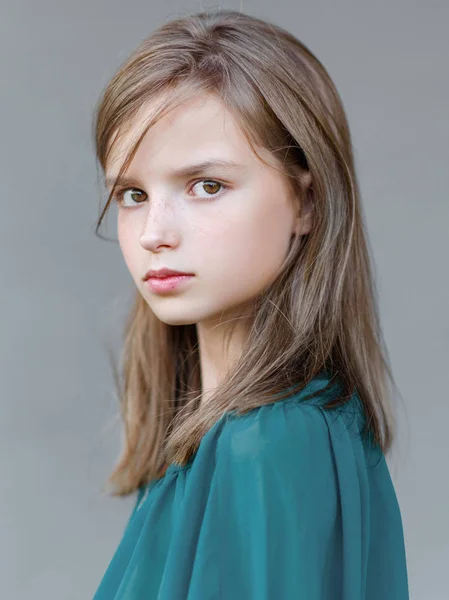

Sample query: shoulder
[215,374,368,473]
[217,399,326,466]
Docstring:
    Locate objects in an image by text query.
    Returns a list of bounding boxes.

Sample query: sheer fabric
[92,372,409,599]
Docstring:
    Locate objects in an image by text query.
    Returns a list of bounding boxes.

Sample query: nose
[139,194,179,251]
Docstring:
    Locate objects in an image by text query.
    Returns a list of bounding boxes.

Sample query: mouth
[144,268,194,280]
[145,274,194,294]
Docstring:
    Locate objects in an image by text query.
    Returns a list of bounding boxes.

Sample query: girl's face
[105,93,312,328]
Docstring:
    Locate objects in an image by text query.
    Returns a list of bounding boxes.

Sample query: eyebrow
[104,159,244,189]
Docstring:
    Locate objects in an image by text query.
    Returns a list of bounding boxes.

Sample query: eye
[112,187,147,207]
[190,179,226,200]
[111,179,226,208]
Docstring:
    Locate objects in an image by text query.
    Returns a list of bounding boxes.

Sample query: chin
[148,307,199,327]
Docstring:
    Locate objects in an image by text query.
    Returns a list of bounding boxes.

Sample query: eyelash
[110,179,227,207]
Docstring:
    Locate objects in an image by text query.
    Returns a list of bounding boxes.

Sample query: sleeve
[213,399,371,600]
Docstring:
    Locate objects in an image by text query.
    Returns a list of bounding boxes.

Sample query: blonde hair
[93,9,398,496]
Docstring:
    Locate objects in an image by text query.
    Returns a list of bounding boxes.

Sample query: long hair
[92,9,398,497]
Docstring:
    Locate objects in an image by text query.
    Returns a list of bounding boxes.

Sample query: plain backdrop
[1,1,448,598]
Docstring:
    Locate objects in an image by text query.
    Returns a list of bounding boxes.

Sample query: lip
[143,267,193,280]
[145,274,194,294]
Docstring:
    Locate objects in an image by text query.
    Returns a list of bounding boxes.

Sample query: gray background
[1,1,447,598]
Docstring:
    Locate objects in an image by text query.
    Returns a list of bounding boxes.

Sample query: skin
[105,93,313,406]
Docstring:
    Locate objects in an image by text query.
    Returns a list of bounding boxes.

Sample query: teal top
[92,372,409,599]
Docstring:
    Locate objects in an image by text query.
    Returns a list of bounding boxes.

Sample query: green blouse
[92,372,409,599]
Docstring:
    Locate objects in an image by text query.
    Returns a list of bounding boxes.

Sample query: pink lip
[144,267,193,279]
[145,274,194,294]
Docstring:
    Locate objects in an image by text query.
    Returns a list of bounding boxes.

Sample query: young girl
[91,9,409,599]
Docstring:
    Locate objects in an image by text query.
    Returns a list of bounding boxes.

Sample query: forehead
[106,92,278,179]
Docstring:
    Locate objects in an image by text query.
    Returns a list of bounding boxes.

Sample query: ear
[292,170,314,236]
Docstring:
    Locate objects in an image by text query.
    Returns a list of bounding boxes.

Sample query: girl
[91,9,409,599]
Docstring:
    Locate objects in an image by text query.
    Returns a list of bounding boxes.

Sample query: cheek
[117,220,142,281]
[202,201,292,296]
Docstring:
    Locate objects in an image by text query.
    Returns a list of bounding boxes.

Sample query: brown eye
[202,181,221,194]
[114,188,147,207]
[191,179,225,200]
[130,190,145,202]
